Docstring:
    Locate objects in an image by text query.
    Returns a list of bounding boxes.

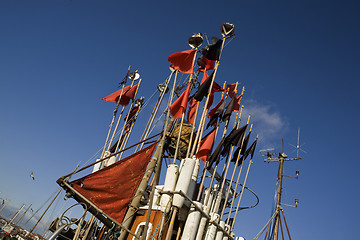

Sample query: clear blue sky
[0,0,359,239]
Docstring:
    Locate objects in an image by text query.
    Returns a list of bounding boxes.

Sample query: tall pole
[273,145,285,240]
[9,204,25,225]
[30,188,62,233]
[15,204,32,225]
[0,200,9,214]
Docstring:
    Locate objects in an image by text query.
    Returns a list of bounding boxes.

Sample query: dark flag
[193,71,215,102]
[240,132,251,155]
[221,124,248,157]
[207,137,225,169]
[207,98,226,129]
[222,96,235,122]
[201,38,223,61]
[239,138,258,163]
[168,49,196,74]
[102,84,139,106]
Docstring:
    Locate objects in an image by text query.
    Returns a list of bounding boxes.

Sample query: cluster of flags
[101,36,257,167]
[166,38,257,166]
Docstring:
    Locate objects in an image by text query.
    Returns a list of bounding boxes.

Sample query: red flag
[233,94,243,112]
[169,82,191,118]
[70,143,157,224]
[197,55,215,72]
[102,84,139,106]
[226,83,236,98]
[187,98,197,125]
[168,49,196,74]
[196,129,216,163]
[201,71,209,84]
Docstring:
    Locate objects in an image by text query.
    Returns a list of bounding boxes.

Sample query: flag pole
[201,83,241,204]
[185,71,202,158]
[221,123,253,220]
[195,81,229,202]
[231,135,258,231]
[136,71,173,152]
[114,78,143,160]
[100,66,131,158]
[29,188,62,233]
[211,113,249,219]
[105,71,137,153]
[118,104,142,160]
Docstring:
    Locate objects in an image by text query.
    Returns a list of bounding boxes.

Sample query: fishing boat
[39,23,299,240]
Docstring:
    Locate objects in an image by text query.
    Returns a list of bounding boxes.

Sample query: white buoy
[173,157,196,208]
[185,158,201,207]
[204,213,220,240]
[215,221,226,240]
[222,224,231,240]
[182,201,202,240]
[159,164,179,213]
[195,204,209,240]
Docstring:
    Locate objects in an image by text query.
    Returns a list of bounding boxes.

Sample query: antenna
[258,130,303,240]
[289,128,307,159]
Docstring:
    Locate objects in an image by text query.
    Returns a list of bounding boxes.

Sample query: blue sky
[0,0,359,239]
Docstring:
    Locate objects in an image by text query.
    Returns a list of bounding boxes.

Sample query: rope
[253,210,278,240]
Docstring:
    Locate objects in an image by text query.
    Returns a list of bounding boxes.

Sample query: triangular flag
[222,96,235,122]
[221,124,248,157]
[187,98,197,125]
[226,83,237,98]
[168,49,196,74]
[233,94,243,112]
[196,129,216,163]
[201,38,223,61]
[102,84,139,106]
[169,82,191,118]
[207,137,225,169]
[207,98,226,129]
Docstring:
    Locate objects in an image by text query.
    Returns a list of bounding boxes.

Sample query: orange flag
[233,94,243,112]
[169,82,191,118]
[187,98,197,125]
[102,84,139,106]
[196,129,216,163]
[168,49,196,74]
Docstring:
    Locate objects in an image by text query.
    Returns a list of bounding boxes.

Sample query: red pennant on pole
[187,98,197,125]
[226,83,237,98]
[233,94,243,112]
[102,84,139,106]
[196,129,216,163]
[169,82,191,118]
[168,49,196,74]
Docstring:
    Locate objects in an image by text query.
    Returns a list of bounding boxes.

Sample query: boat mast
[260,136,301,240]
[9,204,25,225]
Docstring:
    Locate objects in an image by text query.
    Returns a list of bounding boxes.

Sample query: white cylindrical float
[173,157,196,208]
[185,158,201,207]
[195,204,210,240]
[181,201,202,240]
[222,224,231,240]
[159,164,179,213]
[215,221,226,240]
[204,212,220,240]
